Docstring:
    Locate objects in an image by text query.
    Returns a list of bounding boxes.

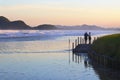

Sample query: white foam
[0,30,119,39]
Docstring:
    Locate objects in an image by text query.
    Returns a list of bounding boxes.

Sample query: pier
[73,44,91,53]
[72,36,97,53]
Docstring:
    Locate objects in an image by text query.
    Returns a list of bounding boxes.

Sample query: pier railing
[72,36,98,49]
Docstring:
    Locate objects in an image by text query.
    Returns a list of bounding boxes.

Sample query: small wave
[0,49,72,54]
[0,30,119,42]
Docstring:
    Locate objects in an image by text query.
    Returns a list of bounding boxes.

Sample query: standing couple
[84,32,91,44]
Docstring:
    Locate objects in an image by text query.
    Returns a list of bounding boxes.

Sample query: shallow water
[0,30,119,80]
[0,52,99,80]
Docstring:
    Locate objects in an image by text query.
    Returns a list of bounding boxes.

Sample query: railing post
[80,37,82,44]
[78,37,79,45]
[75,39,77,47]
[72,42,74,49]
[94,37,96,41]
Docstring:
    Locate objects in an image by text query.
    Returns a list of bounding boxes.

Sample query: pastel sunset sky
[0,0,120,28]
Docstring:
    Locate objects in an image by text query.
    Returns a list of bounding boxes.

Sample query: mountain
[0,16,31,29]
[107,28,120,30]
[1,16,118,30]
[77,24,104,30]
[33,24,57,30]
[0,16,11,29]
[0,16,10,24]
[56,24,105,30]
[10,20,31,29]
[0,16,57,30]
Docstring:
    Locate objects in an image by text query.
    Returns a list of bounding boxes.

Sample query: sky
[0,0,120,28]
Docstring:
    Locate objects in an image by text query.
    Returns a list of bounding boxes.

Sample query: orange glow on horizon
[1,4,120,28]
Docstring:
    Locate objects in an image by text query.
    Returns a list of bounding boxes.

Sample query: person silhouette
[84,32,88,44]
[88,32,91,44]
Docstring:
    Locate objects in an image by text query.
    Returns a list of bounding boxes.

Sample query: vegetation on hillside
[92,34,120,61]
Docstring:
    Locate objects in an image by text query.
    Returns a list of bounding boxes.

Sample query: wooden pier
[71,36,96,53]
[73,44,91,53]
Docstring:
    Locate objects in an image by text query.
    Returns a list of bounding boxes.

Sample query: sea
[0,30,119,80]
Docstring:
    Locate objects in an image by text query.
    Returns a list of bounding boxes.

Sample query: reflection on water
[72,52,120,80]
[0,53,101,80]
[72,52,91,68]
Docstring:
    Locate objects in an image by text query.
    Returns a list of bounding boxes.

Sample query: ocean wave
[0,49,71,54]
[0,30,119,41]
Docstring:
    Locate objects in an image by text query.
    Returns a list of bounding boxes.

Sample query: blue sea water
[0,30,119,80]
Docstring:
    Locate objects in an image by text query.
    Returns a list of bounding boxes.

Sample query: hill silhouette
[0,16,117,30]
[0,16,31,29]
[0,16,56,30]
[0,16,10,23]
[34,24,57,30]
[56,24,104,30]
[10,20,30,29]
